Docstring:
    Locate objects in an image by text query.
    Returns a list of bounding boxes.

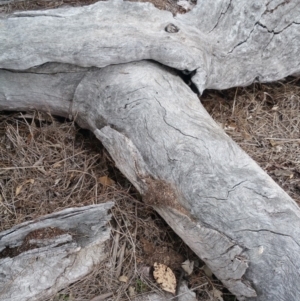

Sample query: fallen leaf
[181,259,194,275]
[99,176,115,187]
[119,275,128,283]
[15,179,35,196]
[153,262,176,295]
[128,286,135,297]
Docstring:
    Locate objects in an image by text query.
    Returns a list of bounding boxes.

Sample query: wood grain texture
[0,202,114,301]
[2,60,299,300]
[75,61,300,301]
[179,0,300,90]
[0,0,300,299]
[0,64,88,117]
[0,1,207,77]
[1,0,299,92]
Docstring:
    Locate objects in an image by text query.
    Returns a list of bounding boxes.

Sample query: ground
[0,0,299,300]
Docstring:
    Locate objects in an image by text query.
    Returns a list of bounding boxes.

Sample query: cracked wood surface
[79,61,300,301]
[1,61,300,300]
[0,0,299,93]
[0,0,300,300]
[0,203,114,301]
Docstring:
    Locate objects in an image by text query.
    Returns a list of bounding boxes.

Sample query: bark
[0,1,300,300]
[0,203,114,301]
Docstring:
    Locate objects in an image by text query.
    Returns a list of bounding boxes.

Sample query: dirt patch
[143,177,192,218]
[0,227,68,258]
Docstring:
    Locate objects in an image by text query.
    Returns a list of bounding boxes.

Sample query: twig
[90,292,114,301]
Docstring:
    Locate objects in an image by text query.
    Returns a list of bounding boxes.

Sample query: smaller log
[0,202,114,301]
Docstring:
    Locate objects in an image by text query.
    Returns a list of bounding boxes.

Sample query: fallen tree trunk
[1,60,300,301]
[0,0,299,92]
[1,1,300,300]
[75,61,300,301]
[0,203,114,301]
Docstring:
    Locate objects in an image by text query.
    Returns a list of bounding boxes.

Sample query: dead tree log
[0,203,114,301]
[0,1,300,300]
[0,0,299,92]
[2,60,300,301]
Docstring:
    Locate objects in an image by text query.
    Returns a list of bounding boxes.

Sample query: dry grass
[0,112,221,301]
[0,111,112,230]
[2,76,298,300]
[0,1,299,300]
[0,0,188,15]
[202,77,300,205]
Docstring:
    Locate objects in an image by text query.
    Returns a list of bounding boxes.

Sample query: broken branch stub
[0,203,114,301]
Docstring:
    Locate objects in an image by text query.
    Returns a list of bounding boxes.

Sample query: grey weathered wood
[0,1,300,300]
[134,281,197,301]
[0,202,114,301]
[0,0,29,5]
[0,0,299,92]
[75,61,300,301]
[1,60,300,301]
[0,64,89,117]
[178,0,300,89]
